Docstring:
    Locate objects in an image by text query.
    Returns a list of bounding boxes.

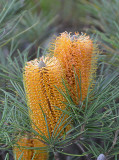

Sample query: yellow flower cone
[14,56,70,160]
[32,139,48,160]
[14,136,47,160]
[50,32,98,103]
[24,57,68,136]
[14,136,33,160]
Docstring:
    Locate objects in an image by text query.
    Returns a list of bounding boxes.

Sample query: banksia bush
[1,1,119,159]
[14,32,99,160]
[51,32,98,103]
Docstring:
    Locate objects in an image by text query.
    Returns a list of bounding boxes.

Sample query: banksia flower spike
[14,56,70,160]
[24,56,68,136]
[14,136,32,160]
[14,136,48,160]
[51,32,98,103]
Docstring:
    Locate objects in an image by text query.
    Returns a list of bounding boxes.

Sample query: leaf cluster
[77,0,119,67]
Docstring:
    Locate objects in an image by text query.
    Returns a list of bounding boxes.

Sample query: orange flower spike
[24,57,67,134]
[13,136,48,160]
[13,137,33,160]
[32,139,48,160]
[52,32,98,102]
[21,56,70,160]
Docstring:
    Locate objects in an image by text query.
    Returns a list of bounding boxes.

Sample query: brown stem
[75,142,90,160]
[54,152,60,160]
[107,129,119,154]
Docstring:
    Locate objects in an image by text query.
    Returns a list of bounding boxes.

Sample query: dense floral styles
[14,137,33,160]
[24,57,67,136]
[18,56,69,159]
[50,32,98,103]
[14,136,47,160]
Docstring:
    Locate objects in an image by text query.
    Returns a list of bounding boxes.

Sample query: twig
[54,152,60,160]
[68,124,86,145]
[53,123,86,160]
[75,142,90,160]
[107,129,119,154]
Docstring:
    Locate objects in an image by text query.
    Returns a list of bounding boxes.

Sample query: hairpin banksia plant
[50,32,99,104]
[14,32,99,160]
[14,56,70,160]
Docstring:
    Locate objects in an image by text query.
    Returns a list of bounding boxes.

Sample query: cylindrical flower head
[14,136,47,160]
[24,56,67,136]
[21,56,70,159]
[14,137,33,160]
[50,32,98,102]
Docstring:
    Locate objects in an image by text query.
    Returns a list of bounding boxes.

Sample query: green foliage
[77,0,119,67]
[18,10,57,44]
[0,0,56,49]
[25,0,86,27]
[0,0,24,47]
